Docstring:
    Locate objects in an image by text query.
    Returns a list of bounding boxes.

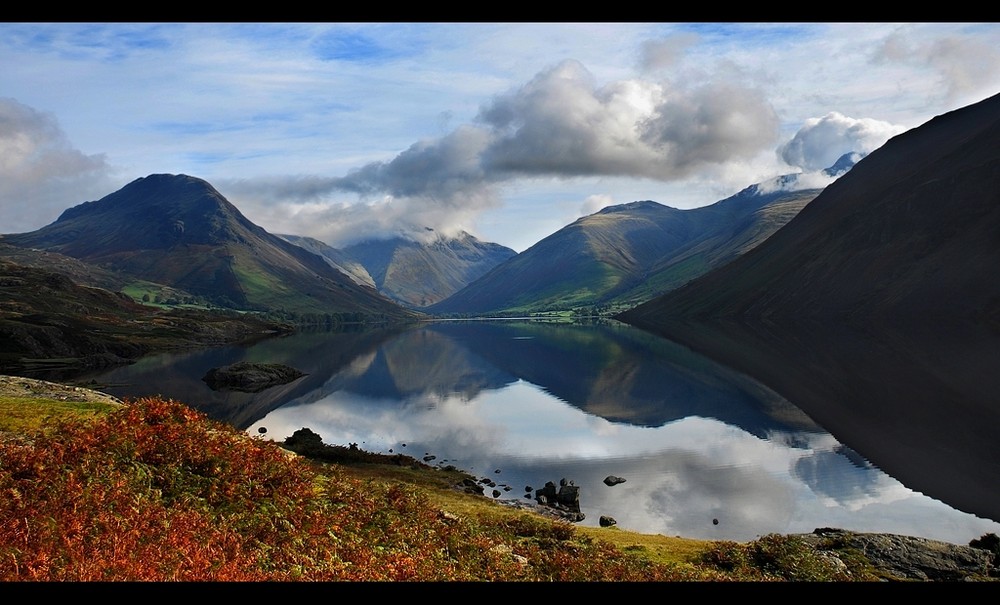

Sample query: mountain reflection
[261,319,825,442]
[83,318,1000,543]
[636,316,1000,528]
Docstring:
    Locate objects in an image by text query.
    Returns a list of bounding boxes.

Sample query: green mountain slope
[429,187,821,316]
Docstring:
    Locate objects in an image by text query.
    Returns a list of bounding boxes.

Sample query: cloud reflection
[249,377,1000,544]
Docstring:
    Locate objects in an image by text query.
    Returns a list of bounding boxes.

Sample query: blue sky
[2,22,999,252]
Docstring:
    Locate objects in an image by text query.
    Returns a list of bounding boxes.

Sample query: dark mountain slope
[0,259,291,376]
[615,92,1000,525]
[2,174,415,320]
[343,231,516,308]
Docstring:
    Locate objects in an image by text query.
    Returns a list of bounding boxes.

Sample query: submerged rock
[202,361,305,392]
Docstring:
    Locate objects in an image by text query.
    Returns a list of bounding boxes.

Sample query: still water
[83,318,1000,544]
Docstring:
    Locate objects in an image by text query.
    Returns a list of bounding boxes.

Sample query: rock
[533,479,585,522]
[599,516,617,527]
[202,361,305,392]
[793,528,997,581]
[459,478,485,496]
[603,475,626,486]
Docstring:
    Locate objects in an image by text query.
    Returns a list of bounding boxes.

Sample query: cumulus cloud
[479,60,778,180]
[223,59,782,248]
[873,29,1000,102]
[778,112,904,173]
[0,98,116,233]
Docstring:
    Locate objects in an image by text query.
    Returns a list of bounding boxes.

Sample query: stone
[533,479,585,522]
[202,361,305,392]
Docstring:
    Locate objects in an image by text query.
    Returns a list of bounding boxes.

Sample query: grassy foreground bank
[0,378,961,581]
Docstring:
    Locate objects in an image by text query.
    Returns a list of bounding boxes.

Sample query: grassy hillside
[0,259,295,376]
[430,190,820,318]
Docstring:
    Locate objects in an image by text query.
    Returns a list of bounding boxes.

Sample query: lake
[76,318,1000,544]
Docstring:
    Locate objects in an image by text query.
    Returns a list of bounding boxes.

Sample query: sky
[2,22,1000,253]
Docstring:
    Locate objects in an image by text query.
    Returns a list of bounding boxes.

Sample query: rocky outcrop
[202,361,305,392]
[792,528,998,581]
[534,478,585,523]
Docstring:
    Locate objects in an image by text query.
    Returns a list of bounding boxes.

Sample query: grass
[0,395,121,434]
[0,390,981,582]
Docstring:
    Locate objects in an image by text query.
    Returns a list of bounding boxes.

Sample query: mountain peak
[823,152,866,177]
[596,200,664,215]
[3,173,415,318]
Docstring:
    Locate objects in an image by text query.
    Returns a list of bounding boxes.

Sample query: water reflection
[84,319,1000,544]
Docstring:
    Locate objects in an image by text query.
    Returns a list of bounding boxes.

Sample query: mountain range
[343,231,516,308]
[4,92,996,336]
[426,157,864,316]
[0,158,855,322]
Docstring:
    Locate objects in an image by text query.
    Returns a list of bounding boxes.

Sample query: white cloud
[221,59,782,247]
[0,98,116,234]
[778,112,905,173]
[478,59,779,180]
[579,194,616,217]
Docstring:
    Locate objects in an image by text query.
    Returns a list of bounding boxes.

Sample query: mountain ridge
[343,230,517,308]
[426,162,855,316]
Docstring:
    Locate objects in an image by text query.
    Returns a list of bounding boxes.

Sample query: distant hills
[343,231,516,308]
[425,159,867,315]
[276,234,376,289]
[1,174,416,321]
[278,230,518,310]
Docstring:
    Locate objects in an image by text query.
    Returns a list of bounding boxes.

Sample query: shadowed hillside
[618,92,1000,325]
